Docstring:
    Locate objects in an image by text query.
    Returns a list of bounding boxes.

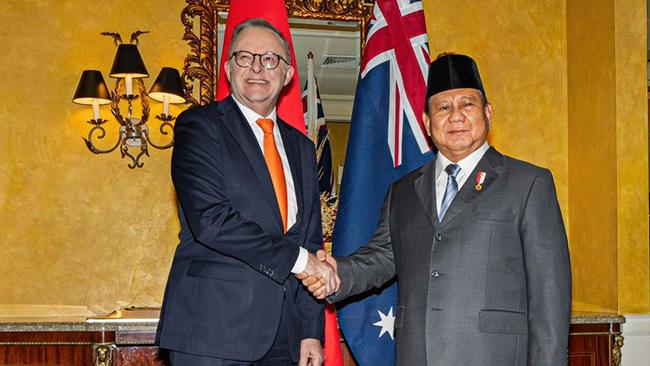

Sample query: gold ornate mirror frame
[180,0,374,106]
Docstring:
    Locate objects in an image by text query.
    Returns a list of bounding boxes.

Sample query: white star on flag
[373,307,395,340]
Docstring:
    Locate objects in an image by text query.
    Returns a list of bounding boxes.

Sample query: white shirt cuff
[291,247,309,274]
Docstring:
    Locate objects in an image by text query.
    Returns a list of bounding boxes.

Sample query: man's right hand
[296,249,339,299]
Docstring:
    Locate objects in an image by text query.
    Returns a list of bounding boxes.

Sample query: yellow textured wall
[567,0,618,313]
[423,0,569,215]
[0,0,188,313]
[424,0,649,314]
[614,0,649,313]
[328,122,351,191]
[567,0,649,313]
[0,0,647,317]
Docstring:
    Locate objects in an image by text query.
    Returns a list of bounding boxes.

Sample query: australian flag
[332,0,434,365]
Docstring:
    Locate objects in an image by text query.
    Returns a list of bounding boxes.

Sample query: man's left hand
[299,338,323,366]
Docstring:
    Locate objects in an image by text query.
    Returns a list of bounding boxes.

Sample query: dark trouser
[169,299,294,366]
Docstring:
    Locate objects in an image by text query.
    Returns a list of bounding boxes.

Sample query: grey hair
[227,18,291,64]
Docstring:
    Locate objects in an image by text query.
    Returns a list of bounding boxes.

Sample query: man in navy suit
[157,18,337,366]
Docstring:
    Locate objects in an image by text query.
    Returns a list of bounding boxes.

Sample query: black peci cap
[425,54,486,104]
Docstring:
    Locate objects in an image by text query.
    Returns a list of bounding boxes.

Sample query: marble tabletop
[0,309,625,332]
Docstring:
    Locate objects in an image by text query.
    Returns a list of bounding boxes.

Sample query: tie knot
[445,164,461,178]
[256,118,275,133]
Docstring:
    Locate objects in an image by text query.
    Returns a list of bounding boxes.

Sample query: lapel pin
[475,171,486,191]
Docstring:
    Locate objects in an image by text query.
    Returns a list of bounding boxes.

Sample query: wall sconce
[72,31,186,169]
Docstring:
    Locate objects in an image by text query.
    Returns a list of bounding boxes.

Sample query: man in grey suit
[299,54,572,366]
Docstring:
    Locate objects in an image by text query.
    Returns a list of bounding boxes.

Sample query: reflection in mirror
[180,0,373,114]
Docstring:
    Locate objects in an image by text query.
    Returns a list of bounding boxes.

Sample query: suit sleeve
[520,169,572,366]
[294,144,325,341]
[171,108,300,284]
[329,188,397,303]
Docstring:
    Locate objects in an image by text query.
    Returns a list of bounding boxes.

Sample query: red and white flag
[217,1,343,365]
[216,0,306,133]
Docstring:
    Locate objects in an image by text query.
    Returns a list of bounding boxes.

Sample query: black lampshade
[148,67,186,103]
[72,70,112,105]
[425,54,487,102]
[109,44,149,78]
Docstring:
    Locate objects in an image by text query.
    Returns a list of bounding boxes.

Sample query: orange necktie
[256,118,288,233]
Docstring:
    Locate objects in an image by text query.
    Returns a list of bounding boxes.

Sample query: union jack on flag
[333,0,434,365]
[362,0,432,167]
[302,73,335,196]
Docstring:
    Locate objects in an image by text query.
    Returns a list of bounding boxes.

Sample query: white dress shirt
[233,98,308,273]
[435,142,490,213]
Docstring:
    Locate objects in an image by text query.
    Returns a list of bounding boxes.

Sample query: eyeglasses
[230,51,289,70]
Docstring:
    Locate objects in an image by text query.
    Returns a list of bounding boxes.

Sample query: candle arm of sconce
[83,124,122,154]
[143,123,174,150]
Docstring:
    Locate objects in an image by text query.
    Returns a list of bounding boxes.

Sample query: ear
[283,65,295,86]
[422,112,431,136]
[484,103,493,129]
[224,61,232,83]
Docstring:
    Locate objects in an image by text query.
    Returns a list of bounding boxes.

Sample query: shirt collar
[232,96,277,126]
[435,141,490,181]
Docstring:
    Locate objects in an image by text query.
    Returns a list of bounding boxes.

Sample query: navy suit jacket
[156,97,324,361]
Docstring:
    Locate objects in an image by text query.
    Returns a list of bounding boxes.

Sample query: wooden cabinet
[568,321,624,366]
[0,330,111,365]
[0,327,167,366]
[0,313,624,365]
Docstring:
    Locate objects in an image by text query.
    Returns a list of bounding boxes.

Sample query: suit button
[435,233,443,241]
[431,270,440,277]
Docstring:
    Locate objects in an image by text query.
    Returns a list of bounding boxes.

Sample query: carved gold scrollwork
[291,0,370,18]
[181,0,374,106]
[611,334,624,366]
[94,344,114,366]
[181,0,220,106]
[320,193,338,253]
[300,0,323,13]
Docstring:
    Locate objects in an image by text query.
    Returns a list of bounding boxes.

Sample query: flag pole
[306,52,318,144]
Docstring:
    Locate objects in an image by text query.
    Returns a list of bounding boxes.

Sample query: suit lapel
[438,147,503,227]
[414,159,439,230]
[218,97,283,229]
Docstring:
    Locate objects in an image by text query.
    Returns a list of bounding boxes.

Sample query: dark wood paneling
[568,352,596,366]
[113,347,169,366]
[0,344,93,365]
[569,327,614,366]
[115,331,156,345]
[0,331,113,365]
[0,331,113,343]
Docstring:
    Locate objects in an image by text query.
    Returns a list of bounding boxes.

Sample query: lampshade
[148,67,186,104]
[109,44,149,78]
[72,70,112,105]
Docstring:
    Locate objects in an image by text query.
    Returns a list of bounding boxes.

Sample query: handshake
[295,250,340,299]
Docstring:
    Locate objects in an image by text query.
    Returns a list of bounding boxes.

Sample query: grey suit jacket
[330,147,571,366]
